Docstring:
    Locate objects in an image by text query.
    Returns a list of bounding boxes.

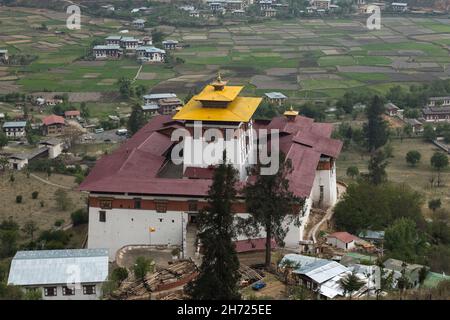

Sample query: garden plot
[265,68,298,76]
[250,75,298,90]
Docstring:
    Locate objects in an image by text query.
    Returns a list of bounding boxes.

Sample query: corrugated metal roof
[8,249,109,286]
[3,121,27,128]
[265,92,287,99]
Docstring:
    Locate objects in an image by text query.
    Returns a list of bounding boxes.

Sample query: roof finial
[217,70,222,83]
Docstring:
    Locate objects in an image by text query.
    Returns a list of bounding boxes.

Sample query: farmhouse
[264,92,287,106]
[358,230,385,244]
[427,96,450,107]
[133,19,146,29]
[162,40,179,50]
[391,2,408,12]
[158,98,184,115]
[2,121,26,139]
[105,35,122,46]
[326,232,358,250]
[264,8,277,17]
[39,138,64,159]
[385,102,402,117]
[93,45,123,60]
[0,49,8,62]
[279,254,378,299]
[136,46,166,63]
[64,110,80,119]
[404,118,423,133]
[422,106,450,123]
[80,76,343,260]
[383,258,427,288]
[143,93,178,105]
[311,0,331,10]
[8,146,51,170]
[120,37,139,51]
[42,115,65,136]
[7,249,109,300]
[141,103,160,116]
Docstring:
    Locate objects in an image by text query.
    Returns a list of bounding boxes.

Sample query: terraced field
[2,7,450,103]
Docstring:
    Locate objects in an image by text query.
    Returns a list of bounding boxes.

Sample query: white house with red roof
[326,232,358,251]
[79,77,343,261]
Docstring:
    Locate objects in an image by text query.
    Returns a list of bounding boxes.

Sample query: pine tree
[368,149,388,185]
[186,153,241,300]
[339,271,365,299]
[364,95,389,152]
[127,104,146,135]
[240,152,303,270]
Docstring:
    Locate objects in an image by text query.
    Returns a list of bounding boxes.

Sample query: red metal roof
[80,114,343,199]
[42,115,65,126]
[328,232,358,244]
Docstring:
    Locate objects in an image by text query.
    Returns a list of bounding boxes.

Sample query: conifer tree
[186,152,241,300]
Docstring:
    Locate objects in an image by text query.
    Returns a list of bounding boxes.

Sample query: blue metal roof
[8,249,109,286]
[3,121,27,128]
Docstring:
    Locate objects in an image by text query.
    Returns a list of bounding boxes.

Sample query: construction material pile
[109,260,198,300]
[239,264,263,287]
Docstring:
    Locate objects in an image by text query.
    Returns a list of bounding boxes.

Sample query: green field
[2,7,450,104]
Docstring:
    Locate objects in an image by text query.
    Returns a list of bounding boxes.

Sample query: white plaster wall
[88,208,187,260]
[26,283,102,300]
[311,163,337,208]
[48,144,62,159]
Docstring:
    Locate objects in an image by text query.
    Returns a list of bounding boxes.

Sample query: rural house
[8,249,109,300]
[311,0,331,10]
[391,2,408,12]
[264,8,277,17]
[385,102,402,117]
[120,37,139,51]
[42,115,65,136]
[136,46,166,63]
[80,76,342,260]
[133,19,146,29]
[326,232,358,250]
[422,106,450,123]
[39,138,64,159]
[2,121,27,139]
[141,103,160,116]
[65,110,81,119]
[162,40,179,50]
[143,93,178,105]
[93,45,123,60]
[404,118,423,133]
[158,98,184,115]
[8,146,52,170]
[427,96,450,107]
[383,258,428,288]
[0,49,8,62]
[358,230,385,244]
[105,35,122,46]
[264,92,287,106]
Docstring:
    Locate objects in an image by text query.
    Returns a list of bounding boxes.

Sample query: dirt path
[30,173,72,190]
[307,183,347,243]
[133,65,143,83]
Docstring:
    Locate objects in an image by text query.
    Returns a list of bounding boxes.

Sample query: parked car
[95,128,104,134]
[251,281,266,291]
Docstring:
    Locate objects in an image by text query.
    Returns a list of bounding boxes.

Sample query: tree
[423,124,436,141]
[54,189,72,211]
[406,150,421,167]
[346,166,359,179]
[403,124,413,137]
[111,267,129,284]
[0,229,19,258]
[70,209,88,226]
[80,102,89,119]
[241,152,303,270]
[384,218,425,262]
[127,104,147,135]
[367,149,388,185]
[118,77,133,99]
[186,153,241,300]
[339,271,365,299]
[430,152,449,187]
[0,132,7,149]
[428,199,442,212]
[133,257,153,282]
[363,95,389,151]
[22,220,38,241]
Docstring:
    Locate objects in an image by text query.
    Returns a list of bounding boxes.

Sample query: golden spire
[212,70,227,91]
[284,105,299,118]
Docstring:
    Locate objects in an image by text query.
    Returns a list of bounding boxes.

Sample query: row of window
[43,285,96,297]
[98,199,199,213]
[99,210,177,224]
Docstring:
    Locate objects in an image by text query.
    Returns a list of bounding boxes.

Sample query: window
[62,286,75,296]
[188,200,198,212]
[44,287,57,297]
[155,200,167,213]
[319,186,324,203]
[83,285,96,295]
[99,199,112,209]
[99,211,106,222]
[134,198,142,209]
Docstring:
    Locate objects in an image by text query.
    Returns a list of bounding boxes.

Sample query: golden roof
[194,85,243,102]
[284,106,299,116]
[173,96,262,122]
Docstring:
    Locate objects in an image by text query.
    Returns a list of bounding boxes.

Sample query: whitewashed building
[136,46,166,63]
[2,121,27,139]
[7,249,109,300]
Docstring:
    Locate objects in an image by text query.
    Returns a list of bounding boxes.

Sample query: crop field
[2,7,450,103]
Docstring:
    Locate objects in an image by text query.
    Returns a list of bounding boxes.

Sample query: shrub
[171,248,180,257]
[70,209,88,226]
[15,195,22,204]
[111,267,129,284]
[40,200,44,207]
[31,191,39,199]
[54,219,65,227]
